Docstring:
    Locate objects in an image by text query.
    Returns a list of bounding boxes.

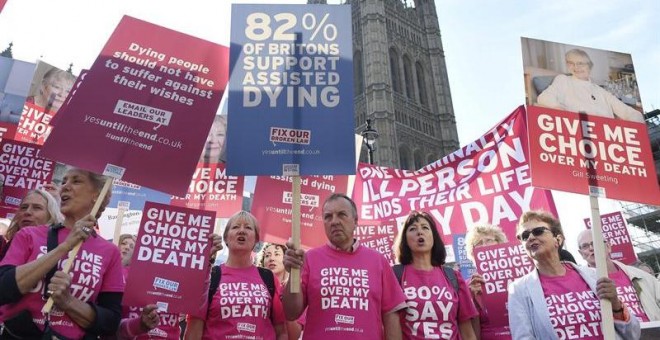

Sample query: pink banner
[474,242,535,337]
[355,220,397,265]
[171,163,243,218]
[583,211,637,264]
[352,106,557,241]
[123,202,214,318]
[41,16,229,196]
[527,106,659,205]
[252,175,349,249]
[0,139,54,212]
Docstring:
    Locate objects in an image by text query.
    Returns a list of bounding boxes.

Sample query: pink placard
[0,139,54,211]
[583,211,637,264]
[527,106,659,205]
[474,242,535,337]
[170,163,244,218]
[252,175,349,249]
[123,202,215,317]
[41,16,229,196]
[355,220,397,265]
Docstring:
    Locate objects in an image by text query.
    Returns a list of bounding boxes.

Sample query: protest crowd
[0,181,657,339]
[0,3,658,340]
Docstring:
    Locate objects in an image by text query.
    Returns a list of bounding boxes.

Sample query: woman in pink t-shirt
[464,224,508,339]
[508,210,639,339]
[259,243,304,340]
[395,210,479,340]
[0,168,125,339]
[0,188,63,260]
[184,211,287,340]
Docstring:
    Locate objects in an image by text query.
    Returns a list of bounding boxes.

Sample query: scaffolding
[619,109,660,274]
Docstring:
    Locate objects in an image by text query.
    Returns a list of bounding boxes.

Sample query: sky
[1,0,658,262]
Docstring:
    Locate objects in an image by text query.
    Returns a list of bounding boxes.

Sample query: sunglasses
[516,226,552,241]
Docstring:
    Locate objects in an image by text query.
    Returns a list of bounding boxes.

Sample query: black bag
[0,309,43,339]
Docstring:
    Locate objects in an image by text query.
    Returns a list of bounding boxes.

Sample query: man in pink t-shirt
[577,229,660,322]
[283,193,408,339]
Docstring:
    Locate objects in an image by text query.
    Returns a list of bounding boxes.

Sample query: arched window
[399,144,412,170]
[354,51,364,95]
[416,62,428,106]
[389,48,401,93]
[414,149,425,170]
[403,55,414,99]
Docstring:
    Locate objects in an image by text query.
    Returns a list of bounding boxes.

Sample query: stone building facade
[309,0,459,169]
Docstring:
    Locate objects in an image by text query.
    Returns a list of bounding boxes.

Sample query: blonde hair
[118,233,136,245]
[464,224,507,263]
[6,189,63,241]
[223,211,260,247]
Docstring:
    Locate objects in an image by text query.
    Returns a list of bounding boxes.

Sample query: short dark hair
[396,211,446,266]
[324,193,358,221]
[518,210,563,238]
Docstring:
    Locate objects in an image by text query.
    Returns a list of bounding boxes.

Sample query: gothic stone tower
[309,0,459,169]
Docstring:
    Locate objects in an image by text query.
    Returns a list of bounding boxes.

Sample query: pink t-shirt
[473,293,511,340]
[301,244,407,339]
[0,226,125,339]
[610,266,650,322]
[400,266,478,340]
[539,264,602,340]
[202,264,285,340]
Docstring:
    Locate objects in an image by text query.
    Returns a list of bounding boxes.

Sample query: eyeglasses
[516,226,552,241]
[566,61,589,68]
[474,237,497,247]
[578,240,606,251]
[579,242,594,250]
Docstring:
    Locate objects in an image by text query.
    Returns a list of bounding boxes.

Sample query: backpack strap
[256,267,276,323]
[44,224,64,299]
[257,267,276,299]
[392,264,404,285]
[208,265,221,308]
[442,265,459,293]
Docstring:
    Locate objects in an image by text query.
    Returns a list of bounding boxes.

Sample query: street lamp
[361,118,379,164]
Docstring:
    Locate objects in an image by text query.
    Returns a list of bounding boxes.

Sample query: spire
[67,63,74,74]
[1,42,13,58]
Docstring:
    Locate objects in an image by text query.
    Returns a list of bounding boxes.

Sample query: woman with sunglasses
[395,210,478,340]
[508,210,640,339]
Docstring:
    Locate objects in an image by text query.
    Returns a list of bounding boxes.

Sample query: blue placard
[109,179,170,211]
[227,4,355,176]
[453,234,477,280]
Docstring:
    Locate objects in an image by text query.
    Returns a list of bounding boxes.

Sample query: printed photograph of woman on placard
[521,37,644,123]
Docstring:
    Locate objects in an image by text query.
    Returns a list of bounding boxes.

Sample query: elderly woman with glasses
[464,224,507,339]
[394,210,478,340]
[508,210,640,339]
[536,48,644,123]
